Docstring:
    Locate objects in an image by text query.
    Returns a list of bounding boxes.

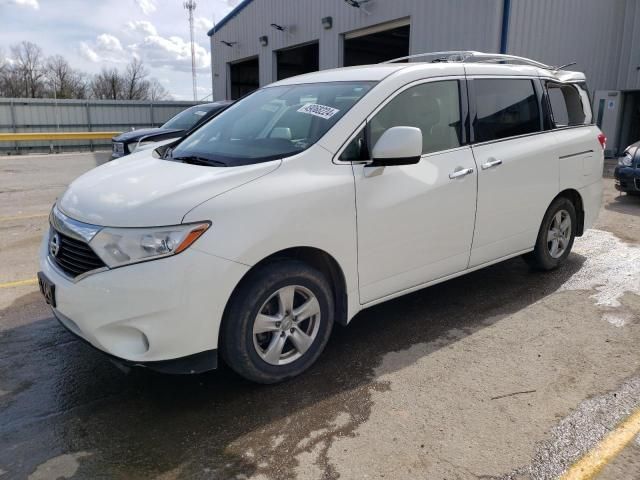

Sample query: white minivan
[38,52,604,383]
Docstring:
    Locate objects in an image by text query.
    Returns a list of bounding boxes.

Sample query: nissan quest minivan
[38,52,604,383]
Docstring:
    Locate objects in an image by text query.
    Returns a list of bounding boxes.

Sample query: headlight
[619,154,633,167]
[90,222,210,268]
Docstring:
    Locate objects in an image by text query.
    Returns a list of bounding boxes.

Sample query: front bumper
[614,166,640,192]
[53,308,217,374]
[39,228,249,369]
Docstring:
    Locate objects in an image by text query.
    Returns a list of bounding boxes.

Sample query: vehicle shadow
[605,192,640,216]
[0,253,586,479]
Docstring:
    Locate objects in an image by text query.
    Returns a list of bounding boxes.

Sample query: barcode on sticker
[297,103,340,120]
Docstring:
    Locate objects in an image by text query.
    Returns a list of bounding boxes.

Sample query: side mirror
[370,126,422,167]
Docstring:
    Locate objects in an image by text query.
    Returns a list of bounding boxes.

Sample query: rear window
[546,82,593,127]
[474,79,541,143]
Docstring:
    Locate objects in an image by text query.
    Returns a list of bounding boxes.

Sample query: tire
[220,259,334,384]
[523,197,577,271]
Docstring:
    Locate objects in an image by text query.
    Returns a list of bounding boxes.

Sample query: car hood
[113,128,182,142]
[58,153,281,227]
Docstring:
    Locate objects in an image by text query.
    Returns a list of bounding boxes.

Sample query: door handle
[481,158,503,170]
[449,167,474,179]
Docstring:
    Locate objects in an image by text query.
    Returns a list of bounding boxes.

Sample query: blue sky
[0,0,239,99]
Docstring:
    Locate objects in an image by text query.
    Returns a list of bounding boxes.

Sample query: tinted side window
[474,79,541,142]
[368,80,462,155]
[546,82,591,127]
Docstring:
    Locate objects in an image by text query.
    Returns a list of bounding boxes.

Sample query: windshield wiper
[172,155,227,167]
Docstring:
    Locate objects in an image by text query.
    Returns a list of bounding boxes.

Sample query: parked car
[111,101,233,158]
[39,52,604,383]
[614,140,640,194]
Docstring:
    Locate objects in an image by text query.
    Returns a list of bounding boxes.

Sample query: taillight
[597,132,607,150]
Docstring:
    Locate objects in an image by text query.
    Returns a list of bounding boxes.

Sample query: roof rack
[381,51,557,71]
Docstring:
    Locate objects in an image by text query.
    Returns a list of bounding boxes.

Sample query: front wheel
[220,260,334,384]
[523,197,577,271]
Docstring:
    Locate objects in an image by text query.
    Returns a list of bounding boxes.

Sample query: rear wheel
[220,260,334,384]
[523,197,577,271]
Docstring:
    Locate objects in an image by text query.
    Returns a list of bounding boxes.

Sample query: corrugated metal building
[208,0,640,155]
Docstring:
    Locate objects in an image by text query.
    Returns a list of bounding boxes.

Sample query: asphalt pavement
[0,152,639,479]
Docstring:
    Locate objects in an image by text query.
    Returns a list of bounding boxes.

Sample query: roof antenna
[554,62,577,72]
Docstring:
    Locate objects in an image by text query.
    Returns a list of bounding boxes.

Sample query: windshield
[170,81,375,166]
[162,105,215,130]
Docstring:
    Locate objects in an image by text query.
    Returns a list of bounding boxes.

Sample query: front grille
[51,230,106,278]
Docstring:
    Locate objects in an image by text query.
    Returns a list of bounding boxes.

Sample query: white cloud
[96,33,123,52]
[79,34,127,63]
[80,28,210,72]
[134,0,156,15]
[79,42,100,62]
[0,50,14,66]
[194,16,213,32]
[127,20,158,36]
[9,0,39,9]
[131,34,210,71]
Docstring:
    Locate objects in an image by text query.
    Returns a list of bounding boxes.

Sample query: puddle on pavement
[27,452,91,480]
[559,229,640,309]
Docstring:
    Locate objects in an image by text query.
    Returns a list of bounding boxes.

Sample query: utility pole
[184,0,198,101]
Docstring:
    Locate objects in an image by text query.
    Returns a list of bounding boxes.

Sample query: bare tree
[45,55,88,99]
[123,58,150,100]
[0,42,170,101]
[10,41,46,98]
[0,48,6,75]
[148,78,171,101]
[90,67,124,100]
[0,49,23,98]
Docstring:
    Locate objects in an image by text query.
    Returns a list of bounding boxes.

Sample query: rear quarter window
[546,82,593,127]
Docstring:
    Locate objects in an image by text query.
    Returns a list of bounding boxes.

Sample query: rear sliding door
[469,77,558,267]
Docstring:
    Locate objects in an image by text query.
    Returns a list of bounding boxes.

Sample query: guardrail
[0,132,120,142]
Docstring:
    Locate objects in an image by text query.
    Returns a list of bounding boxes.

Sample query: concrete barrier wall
[0,98,199,154]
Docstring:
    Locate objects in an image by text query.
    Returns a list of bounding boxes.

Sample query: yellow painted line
[0,213,48,223]
[0,132,120,141]
[561,407,640,480]
[0,278,38,289]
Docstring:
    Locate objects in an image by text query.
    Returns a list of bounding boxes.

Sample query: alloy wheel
[547,209,572,259]
[252,285,321,365]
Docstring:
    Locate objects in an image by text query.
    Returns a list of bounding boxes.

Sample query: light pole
[184,0,198,101]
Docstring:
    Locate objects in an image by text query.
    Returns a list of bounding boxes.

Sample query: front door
[349,79,478,304]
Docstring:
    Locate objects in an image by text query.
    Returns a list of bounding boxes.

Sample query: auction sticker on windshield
[297,103,340,120]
